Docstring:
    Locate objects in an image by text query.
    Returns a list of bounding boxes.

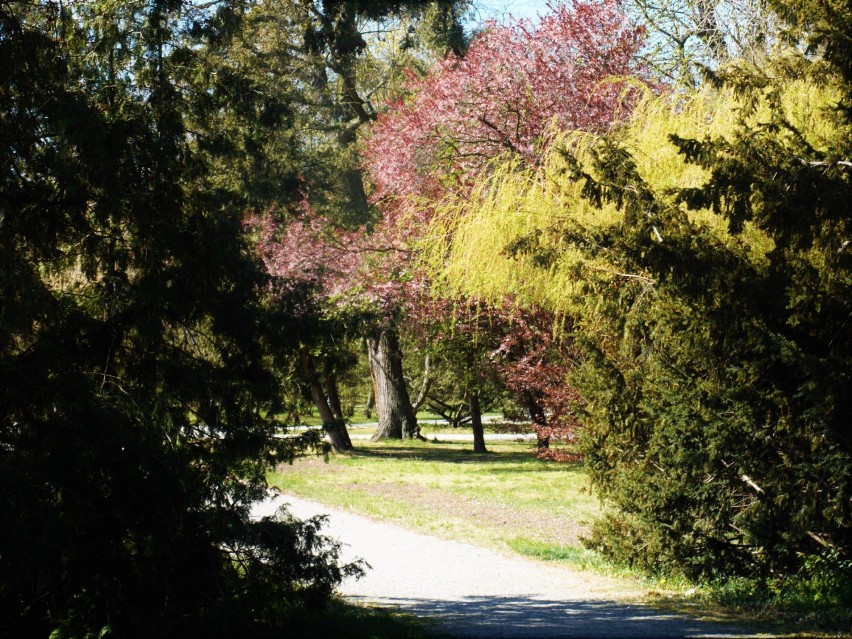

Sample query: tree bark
[367,328,418,440]
[300,349,352,451]
[469,389,488,453]
[336,118,372,225]
[524,389,550,449]
[363,385,374,419]
[324,370,345,420]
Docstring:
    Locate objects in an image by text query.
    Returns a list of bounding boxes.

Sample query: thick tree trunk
[469,390,488,454]
[324,370,345,420]
[300,349,352,451]
[524,389,550,449]
[337,126,372,225]
[340,166,371,224]
[367,328,418,440]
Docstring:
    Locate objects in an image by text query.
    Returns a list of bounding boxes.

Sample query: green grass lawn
[269,437,640,584]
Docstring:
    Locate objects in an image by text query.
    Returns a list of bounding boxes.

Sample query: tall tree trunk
[324,369,345,419]
[524,389,550,450]
[300,349,352,451]
[336,126,372,225]
[367,328,418,440]
[469,389,488,454]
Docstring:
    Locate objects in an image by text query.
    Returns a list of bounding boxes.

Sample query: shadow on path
[255,493,772,639]
[348,594,761,638]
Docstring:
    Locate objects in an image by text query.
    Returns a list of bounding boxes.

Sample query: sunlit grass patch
[506,537,607,570]
[269,437,644,606]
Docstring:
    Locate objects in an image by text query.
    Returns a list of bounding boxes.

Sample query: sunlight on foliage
[421,54,852,606]
[423,74,844,314]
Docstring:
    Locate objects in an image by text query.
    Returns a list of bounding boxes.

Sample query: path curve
[252,493,765,638]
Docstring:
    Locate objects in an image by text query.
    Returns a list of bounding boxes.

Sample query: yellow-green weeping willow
[420,63,852,586]
[422,74,843,317]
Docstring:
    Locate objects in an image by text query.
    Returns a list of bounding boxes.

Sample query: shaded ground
[252,493,770,639]
[363,596,753,639]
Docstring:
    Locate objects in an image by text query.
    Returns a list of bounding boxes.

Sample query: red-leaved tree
[362,0,651,454]
[490,307,585,460]
[246,200,422,446]
[365,0,648,226]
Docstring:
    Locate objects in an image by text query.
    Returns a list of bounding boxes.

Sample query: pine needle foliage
[0,2,378,636]
[424,40,851,595]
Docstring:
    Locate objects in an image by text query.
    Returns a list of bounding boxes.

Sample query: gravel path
[252,492,766,638]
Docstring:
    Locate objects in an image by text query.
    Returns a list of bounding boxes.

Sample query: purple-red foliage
[363,0,648,227]
[245,204,409,319]
[490,307,584,452]
[359,2,648,457]
[245,209,359,298]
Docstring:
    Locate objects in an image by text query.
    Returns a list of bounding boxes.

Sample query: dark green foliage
[565,3,852,598]
[0,2,365,636]
[412,1,470,57]
[289,0,468,227]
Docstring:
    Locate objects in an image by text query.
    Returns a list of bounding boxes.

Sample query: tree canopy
[360,0,651,449]
[422,0,851,588]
